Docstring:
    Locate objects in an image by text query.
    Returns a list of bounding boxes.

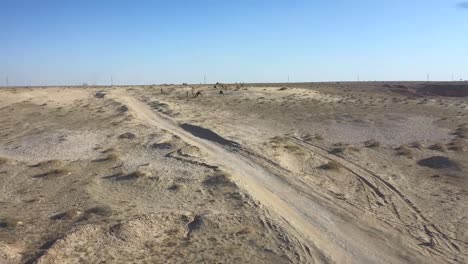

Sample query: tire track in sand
[289,137,466,261]
[110,91,440,264]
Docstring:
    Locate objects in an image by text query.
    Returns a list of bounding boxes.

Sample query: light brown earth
[0,82,467,263]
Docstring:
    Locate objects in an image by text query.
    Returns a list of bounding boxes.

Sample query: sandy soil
[0,82,467,263]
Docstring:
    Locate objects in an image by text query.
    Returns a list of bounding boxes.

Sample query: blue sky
[1,0,467,85]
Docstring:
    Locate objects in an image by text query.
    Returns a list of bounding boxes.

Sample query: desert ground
[0,82,467,263]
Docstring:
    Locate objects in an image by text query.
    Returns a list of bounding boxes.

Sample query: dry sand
[0,82,467,263]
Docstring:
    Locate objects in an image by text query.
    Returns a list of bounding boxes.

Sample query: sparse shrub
[320,160,341,171]
[364,140,380,148]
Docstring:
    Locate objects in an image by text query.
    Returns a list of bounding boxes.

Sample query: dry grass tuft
[395,145,413,158]
[314,134,324,140]
[118,132,136,139]
[33,169,71,179]
[0,217,24,228]
[330,147,345,154]
[52,208,83,221]
[86,205,113,217]
[364,140,380,148]
[320,160,341,171]
[453,125,468,139]
[269,136,283,145]
[429,143,446,152]
[203,172,234,188]
[283,144,302,152]
[447,138,466,152]
[409,141,423,149]
[128,170,148,179]
[30,160,63,168]
[101,148,116,153]
[168,183,184,191]
[105,153,119,161]
[0,156,9,165]
[235,226,255,236]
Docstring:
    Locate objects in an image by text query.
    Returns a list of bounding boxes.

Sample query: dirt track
[110,91,462,263]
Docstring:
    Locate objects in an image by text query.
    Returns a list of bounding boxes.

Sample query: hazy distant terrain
[0,82,467,263]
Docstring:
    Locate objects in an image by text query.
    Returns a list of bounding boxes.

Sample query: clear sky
[1,0,468,85]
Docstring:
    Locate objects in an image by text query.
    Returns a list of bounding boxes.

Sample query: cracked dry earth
[1,83,467,263]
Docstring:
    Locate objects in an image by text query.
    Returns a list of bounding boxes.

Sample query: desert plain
[0,82,467,263]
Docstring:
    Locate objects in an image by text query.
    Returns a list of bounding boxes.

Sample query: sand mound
[37,212,281,264]
[177,145,204,158]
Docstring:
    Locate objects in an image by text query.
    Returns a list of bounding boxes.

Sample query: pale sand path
[109,91,437,264]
